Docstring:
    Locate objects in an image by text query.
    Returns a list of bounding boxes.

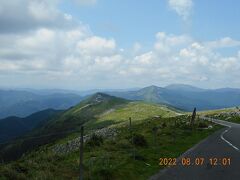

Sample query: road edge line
[203,117,239,152]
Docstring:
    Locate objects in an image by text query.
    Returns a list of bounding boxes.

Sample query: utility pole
[191,107,197,129]
[152,127,158,147]
[129,117,132,129]
[173,120,177,143]
[129,117,135,160]
[79,126,84,180]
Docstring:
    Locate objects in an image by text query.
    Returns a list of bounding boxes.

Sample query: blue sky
[60,0,240,49]
[0,0,240,90]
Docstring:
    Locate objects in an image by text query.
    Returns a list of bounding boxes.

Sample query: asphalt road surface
[150,117,240,180]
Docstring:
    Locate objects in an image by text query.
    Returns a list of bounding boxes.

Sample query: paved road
[150,117,240,180]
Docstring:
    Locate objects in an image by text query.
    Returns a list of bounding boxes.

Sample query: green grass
[0,96,224,179]
[206,113,240,124]
[198,107,237,115]
[85,102,180,129]
[223,116,240,123]
[199,106,240,124]
[0,99,182,162]
[0,115,222,180]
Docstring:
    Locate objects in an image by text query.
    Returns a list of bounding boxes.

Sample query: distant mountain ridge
[165,84,205,92]
[0,90,83,118]
[0,109,62,143]
[106,84,240,111]
[1,84,240,119]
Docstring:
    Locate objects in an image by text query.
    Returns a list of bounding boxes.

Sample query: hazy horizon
[1,83,240,92]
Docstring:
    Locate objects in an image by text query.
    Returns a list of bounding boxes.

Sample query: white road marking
[202,117,239,152]
[221,128,239,151]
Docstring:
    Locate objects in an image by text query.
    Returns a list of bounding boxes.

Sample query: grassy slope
[40,93,129,133]
[85,102,179,129]
[199,107,240,123]
[198,107,236,115]
[0,93,129,162]
[0,104,222,179]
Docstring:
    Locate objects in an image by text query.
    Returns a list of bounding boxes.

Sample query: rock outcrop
[52,127,118,154]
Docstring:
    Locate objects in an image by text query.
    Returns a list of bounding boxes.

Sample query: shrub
[1,167,26,180]
[116,139,131,149]
[198,122,208,128]
[95,168,113,180]
[135,153,146,161]
[161,122,167,128]
[86,134,103,147]
[132,134,147,147]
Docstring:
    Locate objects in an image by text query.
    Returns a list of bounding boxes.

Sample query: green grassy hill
[39,93,129,134]
[85,101,179,129]
[0,93,223,179]
[0,93,129,161]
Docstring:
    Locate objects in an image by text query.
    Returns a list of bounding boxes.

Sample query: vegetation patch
[0,115,222,180]
[132,134,148,147]
[86,134,104,147]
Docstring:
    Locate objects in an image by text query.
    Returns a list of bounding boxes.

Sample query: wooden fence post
[129,117,135,160]
[191,107,197,129]
[79,126,84,180]
[152,127,158,147]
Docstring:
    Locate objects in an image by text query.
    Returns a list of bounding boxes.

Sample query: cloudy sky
[0,0,240,90]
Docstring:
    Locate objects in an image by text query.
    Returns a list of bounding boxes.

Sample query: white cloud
[77,36,116,56]
[155,32,192,55]
[1,28,240,89]
[0,0,74,33]
[134,51,154,65]
[168,0,193,21]
[17,28,55,49]
[156,32,192,46]
[0,0,240,89]
[121,32,240,88]
[206,37,240,49]
[133,42,142,54]
[28,1,58,21]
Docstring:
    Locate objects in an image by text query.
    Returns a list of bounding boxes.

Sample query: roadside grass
[198,108,236,116]
[223,116,240,123]
[0,115,222,180]
[199,107,240,124]
[206,114,240,124]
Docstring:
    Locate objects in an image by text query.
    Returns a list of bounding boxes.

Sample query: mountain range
[106,84,240,111]
[0,90,82,119]
[1,84,239,120]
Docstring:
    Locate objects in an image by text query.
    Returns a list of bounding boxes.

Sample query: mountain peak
[90,92,109,103]
[142,85,161,90]
[148,85,159,88]
[84,92,128,105]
